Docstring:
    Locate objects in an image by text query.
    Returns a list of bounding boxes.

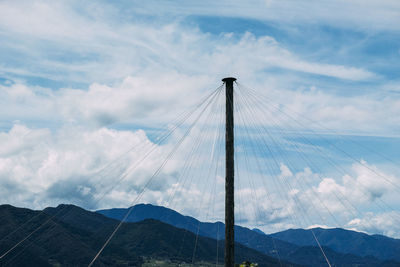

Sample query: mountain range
[271,228,400,262]
[98,203,400,266]
[1,203,399,266]
[0,204,294,267]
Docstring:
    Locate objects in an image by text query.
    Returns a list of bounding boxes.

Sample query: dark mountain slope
[49,205,295,266]
[270,228,400,262]
[97,203,299,256]
[0,204,114,266]
[106,219,294,266]
[98,204,213,236]
[0,204,294,267]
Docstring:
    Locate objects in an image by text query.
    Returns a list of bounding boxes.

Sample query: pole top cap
[222,77,237,83]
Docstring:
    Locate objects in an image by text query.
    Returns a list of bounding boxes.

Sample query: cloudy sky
[1,0,400,237]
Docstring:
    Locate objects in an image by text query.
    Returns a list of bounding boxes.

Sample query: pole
[223,77,236,267]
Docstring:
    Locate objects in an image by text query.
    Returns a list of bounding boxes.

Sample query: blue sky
[0,0,400,237]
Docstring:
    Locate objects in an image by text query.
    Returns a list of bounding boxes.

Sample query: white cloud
[3,73,400,137]
[0,122,297,232]
[214,33,377,81]
[0,124,168,209]
[347,211,400,238]
[317,161,397,206]
[279,162,399,220]
[0,124,51,157]
[258,163,400,237]
[306,224,332,230]
[279,163,293,178]
[57,73,211,126]
[0,73,212,128]
[238,84,400,136]
[0,109,227,211]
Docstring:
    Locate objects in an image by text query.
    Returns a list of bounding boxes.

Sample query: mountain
[97,203,400,266]
[0,204,139,266]
[283,245,400,267]
[98,204,223,238]
[97,204,299,257]
[270,228,400,262]
[252,228,266,235]
[0,204,294,267]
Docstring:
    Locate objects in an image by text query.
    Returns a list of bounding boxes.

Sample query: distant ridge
[97,204,299,257]
[270,228,400,262]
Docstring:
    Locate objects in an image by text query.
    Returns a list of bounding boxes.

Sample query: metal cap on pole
[222,77,236,267]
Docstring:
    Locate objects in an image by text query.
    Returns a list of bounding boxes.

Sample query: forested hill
[0,204,294,267]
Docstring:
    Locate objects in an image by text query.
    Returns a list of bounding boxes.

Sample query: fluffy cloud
[0,124,51,157]
[3,75,400,137]
[275,162,400,235]
[57,73,211,126]
[309,161,398,209]
[0,102,227,211]
[347,211,400,238]
[0,124,168,209]
[0,73,211,128]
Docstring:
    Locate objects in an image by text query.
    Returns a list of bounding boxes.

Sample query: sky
[1,0,400,238]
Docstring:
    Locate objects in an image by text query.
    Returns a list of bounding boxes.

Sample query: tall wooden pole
[223,77,236,267]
